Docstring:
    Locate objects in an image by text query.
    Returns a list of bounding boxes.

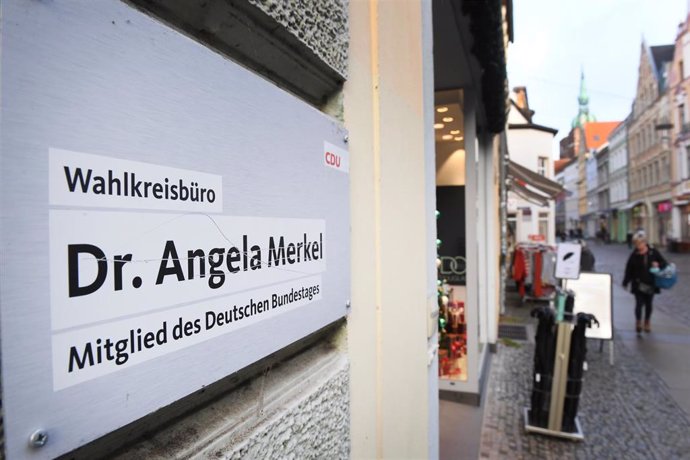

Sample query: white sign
[0,2,350,458]
[50,148,224,212]
[53,275,323,389]
[566,273,613,340]
[49,210,326,330]
[555,242,582,280]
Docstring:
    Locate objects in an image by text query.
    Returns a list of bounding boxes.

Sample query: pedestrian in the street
[579,239,595,271]
[622,235,668,334]
[626,230,633,249]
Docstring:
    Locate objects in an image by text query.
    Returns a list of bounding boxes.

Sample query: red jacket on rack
[512,249,527,297]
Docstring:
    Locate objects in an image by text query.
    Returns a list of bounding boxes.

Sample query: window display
[438,287,467,381]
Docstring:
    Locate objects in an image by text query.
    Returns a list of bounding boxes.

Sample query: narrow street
[593,240,690,416]
[477,241,690,460]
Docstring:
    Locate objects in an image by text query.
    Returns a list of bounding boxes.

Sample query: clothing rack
[512,243,557,302]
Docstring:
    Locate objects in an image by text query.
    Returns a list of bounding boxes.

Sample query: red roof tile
[584,121,620,150]
[554,158,574,174]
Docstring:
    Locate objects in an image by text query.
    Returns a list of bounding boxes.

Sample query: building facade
[669,13,690,246]
[608,120,631,242]
[596,144,611,239]
[562,159,580,234]
[506,87,558,245]
[585,148,599,237]
[628,42,675,246]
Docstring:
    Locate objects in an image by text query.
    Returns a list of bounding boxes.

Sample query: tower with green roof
[571,70,596,129]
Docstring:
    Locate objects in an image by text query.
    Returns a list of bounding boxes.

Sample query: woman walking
[622,235,667,334]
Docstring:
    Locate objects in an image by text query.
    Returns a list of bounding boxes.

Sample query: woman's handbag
[654,263,677,289]
[637,281,655,295]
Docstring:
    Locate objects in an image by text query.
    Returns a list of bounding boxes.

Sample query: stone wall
[247,0,349,78]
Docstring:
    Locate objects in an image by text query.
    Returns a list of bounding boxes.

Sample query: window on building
[538,212,549,238]
[537,156,548,176]
[631,172,636,192]
[654,162,659,185]
[662,156,669,182]
[680,103,686,129]
[681,60,685,81]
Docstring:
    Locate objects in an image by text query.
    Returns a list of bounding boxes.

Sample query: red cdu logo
[325,151,341,168]
[323,141,349,173]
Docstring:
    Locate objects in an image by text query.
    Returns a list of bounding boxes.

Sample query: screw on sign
[29,429,48,448]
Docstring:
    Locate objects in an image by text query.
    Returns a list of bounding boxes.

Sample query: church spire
[578,69,589,107]
[572,68,596,128]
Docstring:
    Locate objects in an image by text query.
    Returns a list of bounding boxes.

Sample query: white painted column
[346,1,436,458]
[462,94,479,394]
[477,133,489,348]
[672,206,682,241]
[420,0,439,458]
[485,136,500,346]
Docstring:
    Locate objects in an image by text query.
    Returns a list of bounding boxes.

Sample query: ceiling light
[442,134,452,140]
[434,123,444,129]
[450,130,460,135]
[436,107,449,113]
[442,117,453,122]
[454,136,463,141]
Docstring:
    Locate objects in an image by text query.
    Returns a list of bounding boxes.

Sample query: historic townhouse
[669,13,690,248]
[608,118,631,243]
[628,41,675,246]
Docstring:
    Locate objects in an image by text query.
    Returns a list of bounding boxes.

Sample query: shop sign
[0,3,349,458]
[555,242,582,280]
[657,201,673,213]
[436,186,466,285]
[528,234,546,242]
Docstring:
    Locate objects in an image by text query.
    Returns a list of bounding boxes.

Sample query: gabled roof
[650,45,674,75]
[554,158,573,174]
[644,43,674,92]
[510,99,533,123]
[583,121,620,150]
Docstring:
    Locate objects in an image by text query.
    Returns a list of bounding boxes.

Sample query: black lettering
[268,236,285,267]
[68,244,107,297]
[152,183,163,199]
[113,254,133,291]
[250,245,262,270]
[108,170,121,195]
[131,173,142,197]
[156,241,185,285]
[187,249,206,280]
[69,343,94,372]
[63,167,92,192]
[227,247,241,273]
[92,176,106,194]
[286,243,296,264]
[143,181,152,197]
[208,248,226,289]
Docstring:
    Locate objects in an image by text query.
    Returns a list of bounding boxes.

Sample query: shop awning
[508,178,549,207]
[619,200,642,211]
[507,160,564,198]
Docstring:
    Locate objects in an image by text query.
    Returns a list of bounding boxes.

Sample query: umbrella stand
[524,278,592,441]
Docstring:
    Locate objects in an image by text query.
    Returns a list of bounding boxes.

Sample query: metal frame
[524,408,584,441]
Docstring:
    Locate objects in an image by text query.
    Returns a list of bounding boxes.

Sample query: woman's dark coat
[623,246,667,294]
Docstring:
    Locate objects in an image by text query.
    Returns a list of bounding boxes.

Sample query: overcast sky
[507,0,688,157]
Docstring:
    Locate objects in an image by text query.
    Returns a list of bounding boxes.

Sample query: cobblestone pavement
[479,340,690,460]
[480,242,690,459]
